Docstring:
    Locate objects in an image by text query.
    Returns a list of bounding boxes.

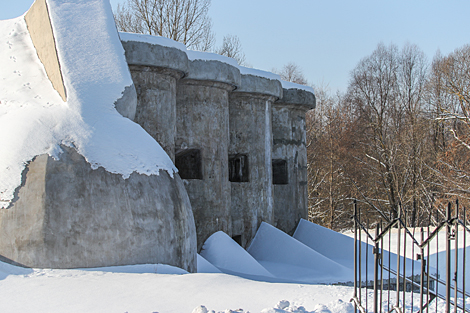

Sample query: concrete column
[229,74,282,247]
[121,40,189,162]
[176,59,240,251]
[272,88,316,235]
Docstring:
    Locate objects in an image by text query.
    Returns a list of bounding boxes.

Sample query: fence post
[374,223,380,313]
[446,202,452,313]
[354,200,358,313]
[454,200,459,313]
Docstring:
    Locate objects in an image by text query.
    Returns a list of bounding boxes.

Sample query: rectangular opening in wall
[229,154,249,182]
[175,149,203,179]
[232,235,242,246]
[272,159,288,184]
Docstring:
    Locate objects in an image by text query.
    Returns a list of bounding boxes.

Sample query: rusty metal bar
[354,200,358,313]
[446,202,452,313]
[373,223,380,313]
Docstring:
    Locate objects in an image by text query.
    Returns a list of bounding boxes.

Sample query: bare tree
[274,62,308,85]
[215,34,246,66]
[114,0,215,51]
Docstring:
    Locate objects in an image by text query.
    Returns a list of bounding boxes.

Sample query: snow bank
[247,222,353,284]
[0,0,176,207]
[200,231,274,278]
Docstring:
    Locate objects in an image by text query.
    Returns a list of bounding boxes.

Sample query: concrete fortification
[0,0,315,269]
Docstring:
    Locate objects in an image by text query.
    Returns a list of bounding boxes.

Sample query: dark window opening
[272,159,288,184]
[175,149,202,179]
[232,235,242,246]
[229,154,249,182]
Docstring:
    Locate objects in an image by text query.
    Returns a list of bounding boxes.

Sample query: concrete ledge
[25,0,66,101]
[275,88,316,111]
[184,59,241,89]
[121,40,189,78]
[234,74,283,99]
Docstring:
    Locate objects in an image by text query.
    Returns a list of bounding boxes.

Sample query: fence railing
[351,200,469,313]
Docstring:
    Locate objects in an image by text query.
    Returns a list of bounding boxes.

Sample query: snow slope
[0,1,175,208]
[248,222,353,284]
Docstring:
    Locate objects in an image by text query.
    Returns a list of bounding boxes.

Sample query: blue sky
[2,0,470,92]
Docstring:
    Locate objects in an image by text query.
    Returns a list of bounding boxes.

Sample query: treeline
[307,43,470,231]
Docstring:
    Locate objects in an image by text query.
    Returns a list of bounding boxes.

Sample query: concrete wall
[0,147,197,271]
[228,74,282,247]
[122,41,189,161]
[25,0,66,101]
[272,88,316,235]
[176,60,240,251]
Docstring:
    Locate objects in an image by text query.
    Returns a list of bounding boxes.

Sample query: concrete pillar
[229,74,282,247]
[272,88,316,235]
[121,40,189,162]
[176,59,240,250]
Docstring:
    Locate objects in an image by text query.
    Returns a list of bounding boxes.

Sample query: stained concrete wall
[176,60,240,251]
[0,147,197,271]
[25,0,66,101]
[122,40,189,161]
[272,88,315,235]
[229,74,282,247]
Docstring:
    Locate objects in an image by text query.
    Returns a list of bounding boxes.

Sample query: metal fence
[351,200,469,313]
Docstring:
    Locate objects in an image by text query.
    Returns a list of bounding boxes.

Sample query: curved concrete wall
[229,74,282,247]
[0,147,197,271]
[176,59,240,251]
[122,41,189,161]
[272,88,316,235]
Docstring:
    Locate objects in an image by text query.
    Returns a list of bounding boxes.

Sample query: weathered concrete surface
[185,59,240,88]
[122,41,189,161]
[0,147,197,272]
[272,88,316,235]
[236,74,283,98]
[121,40,189,75]
[129,66,181,161]
[176,75,237,251]
[114,84,137,121]
[25,0,66,101]
[228,75,282,247]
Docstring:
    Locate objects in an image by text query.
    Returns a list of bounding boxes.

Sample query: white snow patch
[281,80,315,94]
[200,231,274,278]
[119,31,187,51]
[197,254,222,274]
[0,1,176,207]
[186,50,240,67]
[239,66,282,81]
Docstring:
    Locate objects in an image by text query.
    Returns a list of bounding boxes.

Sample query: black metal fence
[351,200,469,313]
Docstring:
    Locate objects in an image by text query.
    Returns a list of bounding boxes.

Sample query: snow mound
[247,222,353,284]
[200,231,274,278]
[197,254,222,274]
[0,0,176,207]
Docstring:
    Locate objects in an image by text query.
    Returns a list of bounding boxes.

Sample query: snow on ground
[0,218,468,312]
